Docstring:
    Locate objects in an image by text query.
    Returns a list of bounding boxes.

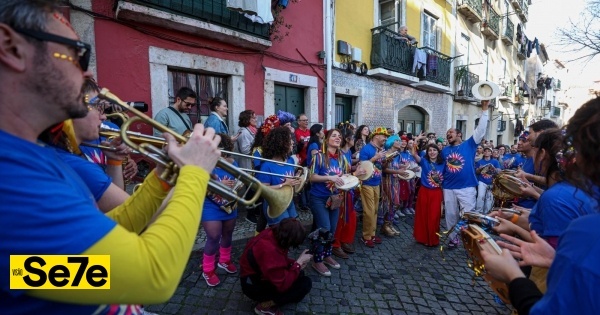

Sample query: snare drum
[460,224,511,305]
[336,174,360,191]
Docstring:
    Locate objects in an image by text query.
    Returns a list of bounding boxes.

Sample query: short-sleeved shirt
[79,121,121,168]
[306,142,320,170]
[54,147,112,202]
[515,156,536,208]
[257,159,298,225]
[252,147,263,170]
[475,158,501,185]
[529,181,598,240]
[295,128,310,165]
[202,160,239,222]
[441,137,478,189]
[153,106,192,137]
[359,143,384,186]
[500,153,524,170]
[310,152,349,198]
[0,130,118,314]
[418,157,445,189]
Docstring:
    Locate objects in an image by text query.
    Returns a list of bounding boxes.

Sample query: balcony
[412,47,452,92]
[518,1,528,22]
[454,67,480,103]
[501,18,514,46]
[115,0,271,50]
[481,8,500,40]
[499,82,513,100]
[554,79,561,91]
[457,0,483,23]
[514,91,525,104]
[511,0,522,11]
[517,43,527,60]
[369,25,420,84]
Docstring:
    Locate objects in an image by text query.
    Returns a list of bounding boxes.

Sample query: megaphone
[471,81,501,100]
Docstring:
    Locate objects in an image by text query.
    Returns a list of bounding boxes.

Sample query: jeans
[309,194,340,233]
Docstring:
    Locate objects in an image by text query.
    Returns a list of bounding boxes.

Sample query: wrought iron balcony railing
[482,7,501,39]
[370,25,416,76]
[499,82,514,99]
[125,0,270,39]
[519,0,528,22]
[501,18,514,45]
[457,0,483,23]
[454,66,479,102]
[420,47,451,86]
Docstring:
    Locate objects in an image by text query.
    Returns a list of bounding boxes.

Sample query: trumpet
[98,88,293,218]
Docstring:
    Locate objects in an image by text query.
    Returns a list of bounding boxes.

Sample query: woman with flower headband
[308,128,349,276]
[481,97,600,315]
[257,126,301,227]
[488,128,598,292]
[200,134,240,287]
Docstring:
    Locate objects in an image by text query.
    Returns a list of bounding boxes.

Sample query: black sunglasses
[14,28,91,71]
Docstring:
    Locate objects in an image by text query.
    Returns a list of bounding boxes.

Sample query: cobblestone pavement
[146,208,513,315]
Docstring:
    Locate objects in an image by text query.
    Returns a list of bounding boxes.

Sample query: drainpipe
[325,0,333,129]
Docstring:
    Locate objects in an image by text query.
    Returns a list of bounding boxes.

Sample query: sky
[527,0,600,85]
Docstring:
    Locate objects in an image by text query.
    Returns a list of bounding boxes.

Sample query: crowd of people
[1,1,599,315]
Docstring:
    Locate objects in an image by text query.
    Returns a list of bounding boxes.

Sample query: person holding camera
[239,218,313,315]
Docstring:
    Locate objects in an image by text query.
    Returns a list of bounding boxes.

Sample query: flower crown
[260,115,280,135]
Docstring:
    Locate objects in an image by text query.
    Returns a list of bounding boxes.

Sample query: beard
[27,45,88,121]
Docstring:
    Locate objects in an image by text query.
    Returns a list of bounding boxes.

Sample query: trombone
[98,88,293,218]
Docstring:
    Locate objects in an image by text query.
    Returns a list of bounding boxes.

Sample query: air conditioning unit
[351,47,362,62]
[337,40,351,56]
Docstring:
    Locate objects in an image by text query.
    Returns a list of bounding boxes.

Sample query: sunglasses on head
[14,28,91,71]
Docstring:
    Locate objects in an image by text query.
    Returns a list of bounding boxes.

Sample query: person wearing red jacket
[239,218,313,315]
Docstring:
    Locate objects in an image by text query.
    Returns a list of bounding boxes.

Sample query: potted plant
[455,66,469,96]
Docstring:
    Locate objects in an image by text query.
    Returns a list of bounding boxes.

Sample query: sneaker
[324,256,341,269]
[254,303,283,315]
[332,247,349,259]
[361,237,375,248]
[217,261,238,274]
[202,271,220,287]
[341,243,355,254]
[372,236,383,244]
[395,211,405,218]
[312,262,332,276]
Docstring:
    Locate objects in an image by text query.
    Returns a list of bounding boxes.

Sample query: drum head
[336,174,360,191]
[356,161,374,181]
[497,174,525,196]
[397,170,416,180]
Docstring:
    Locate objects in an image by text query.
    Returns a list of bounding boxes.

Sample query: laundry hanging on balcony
[412,49,427,77]
[226,0,274,24]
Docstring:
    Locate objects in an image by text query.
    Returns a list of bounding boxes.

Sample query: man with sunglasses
[0,1,221,314]
[153,86,197,137]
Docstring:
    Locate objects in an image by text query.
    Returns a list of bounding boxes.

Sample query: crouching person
[239,218,313,315]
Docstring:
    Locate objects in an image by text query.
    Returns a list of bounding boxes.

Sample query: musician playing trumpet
[200,134,240,287]
[474,147,501,213]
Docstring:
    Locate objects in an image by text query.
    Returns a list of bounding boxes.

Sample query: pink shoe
[202,270,220,287]
[218,261,238,274]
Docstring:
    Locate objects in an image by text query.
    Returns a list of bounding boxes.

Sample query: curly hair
[566,97,600,196]
[355,125,369,142]
[217,133,234,152]
[250,126,266,152]
[238,109,254,128]
[262,127,291,160]
[533,129,564,186]
[424,144,443,164]
[272,218,306,249]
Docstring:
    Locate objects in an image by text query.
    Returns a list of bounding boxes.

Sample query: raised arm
[472,100,490,144]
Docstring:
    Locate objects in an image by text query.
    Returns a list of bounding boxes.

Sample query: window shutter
[435,24,441,51]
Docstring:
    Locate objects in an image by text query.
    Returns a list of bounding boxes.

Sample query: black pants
[241,272,312,306]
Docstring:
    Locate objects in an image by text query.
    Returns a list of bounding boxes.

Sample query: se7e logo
[9,255,110,289]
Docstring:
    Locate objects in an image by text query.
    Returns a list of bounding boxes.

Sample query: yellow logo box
[10,255,110,289]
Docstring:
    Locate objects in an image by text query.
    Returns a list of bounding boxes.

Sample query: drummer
[309,129,349,276]
[380,135,410,237]
[474,147,501,213]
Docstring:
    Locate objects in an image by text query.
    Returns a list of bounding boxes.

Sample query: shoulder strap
[167,106,192,132]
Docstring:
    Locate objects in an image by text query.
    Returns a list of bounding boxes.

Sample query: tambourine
[396,169,416,180]
[462,212,500,229]
[336,174,360,191]
[356,161,374,181]
[495,173,526,197]
[460,224,511,305]
[490,207,522,215]
[480,163,497,176]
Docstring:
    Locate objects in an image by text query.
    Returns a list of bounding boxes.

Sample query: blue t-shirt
[530,214,600,314]
[500,152,524,170]
[306,142,320,170]
[515,156,536,208]
[398,150,416,165]
[441,137,478,189]
[529,181,598,239]
[202,160,239,222]
[257,159,297,225]
[475,158,501,185]
[252,147,262,170]
[54,148,112,202]
[310,152,349,198]
[359,143,384,186]
[418,157,445,189]
[79,121,120,167]
[0,130,118,315]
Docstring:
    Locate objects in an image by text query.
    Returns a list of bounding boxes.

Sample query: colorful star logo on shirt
[427,170,443,188]
[446,152,465,173]
[325,166,343,191]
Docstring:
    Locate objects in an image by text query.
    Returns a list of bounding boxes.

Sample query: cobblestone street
[145,209,513,315]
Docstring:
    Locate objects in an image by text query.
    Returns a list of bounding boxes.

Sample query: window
[459,33,470,65]
[379,0,402,31]
[483,50,489,80]
[167,69,228,124]
[503,0,510,34]
[456,120,467,136]
[501,58,507,79]
[551,106,561,117]
[421,12,438,50]
[497,120,507,132]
